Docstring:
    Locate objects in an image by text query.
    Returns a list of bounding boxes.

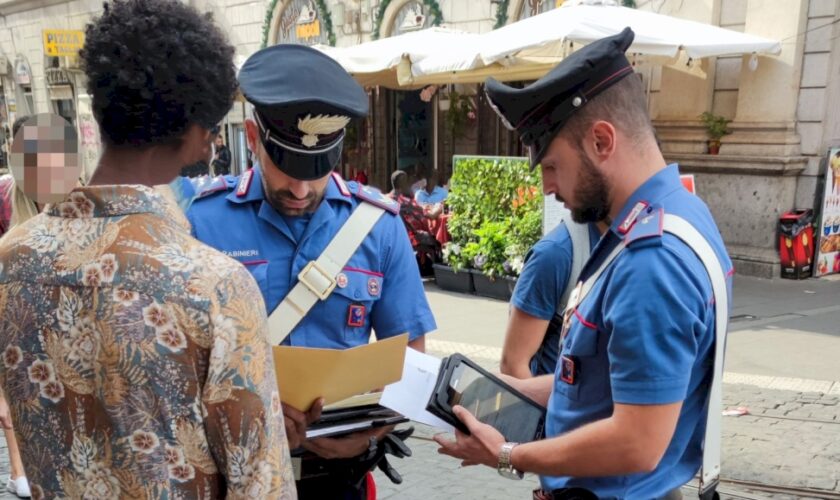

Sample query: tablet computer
[426,353,545,443]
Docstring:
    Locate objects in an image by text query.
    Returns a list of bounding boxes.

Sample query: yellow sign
[295,19,321,40]
[43,30,85,57]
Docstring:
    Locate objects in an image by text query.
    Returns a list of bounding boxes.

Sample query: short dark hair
[391,170,407,190]
[80,0,237,148]
[11,116,30,138]
[561,74,653,149]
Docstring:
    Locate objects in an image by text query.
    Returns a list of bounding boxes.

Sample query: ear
[244,119,260,154]
[590,120,617,161]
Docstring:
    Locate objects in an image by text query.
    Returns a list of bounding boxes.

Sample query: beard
[263,180,323,216]
[565,151,611,224]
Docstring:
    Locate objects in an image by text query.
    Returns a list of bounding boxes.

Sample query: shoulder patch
[332,172,352,197]
[618,201,649,235]
[236,169,254,197]
[353,184,399,215]
[192,175,232,200]
[625,207,664,247]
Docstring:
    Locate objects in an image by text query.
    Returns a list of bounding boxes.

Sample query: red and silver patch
[618,201,648,235]
[347,304,366,327]
[367,277,381,296]
[336,273,348,289]
[236,169,254,197]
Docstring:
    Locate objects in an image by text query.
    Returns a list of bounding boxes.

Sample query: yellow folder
[273,334,408,412]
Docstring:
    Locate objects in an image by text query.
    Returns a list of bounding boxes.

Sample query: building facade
[1,0,838,277]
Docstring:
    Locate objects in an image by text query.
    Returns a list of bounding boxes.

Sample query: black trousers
[296,474,369,500]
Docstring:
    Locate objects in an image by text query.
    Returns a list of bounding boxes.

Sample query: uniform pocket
[554,314,609,404]
[331,269,383,336]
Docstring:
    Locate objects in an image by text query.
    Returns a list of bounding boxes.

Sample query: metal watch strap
[498,442,523,479]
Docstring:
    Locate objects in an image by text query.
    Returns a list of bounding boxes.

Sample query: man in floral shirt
[0,1,295,498]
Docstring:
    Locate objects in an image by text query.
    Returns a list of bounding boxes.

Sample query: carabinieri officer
[188,43,436,499]
[435,28,733,500]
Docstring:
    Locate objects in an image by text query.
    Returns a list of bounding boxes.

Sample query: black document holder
[426,353,546,443]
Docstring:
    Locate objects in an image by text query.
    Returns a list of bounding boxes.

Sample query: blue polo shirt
[541,164,733,498]
[414,186,448,205]
[511,223,599,376]
[186,166,437,348]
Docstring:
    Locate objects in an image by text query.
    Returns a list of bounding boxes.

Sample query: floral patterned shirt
[0,185,296,499]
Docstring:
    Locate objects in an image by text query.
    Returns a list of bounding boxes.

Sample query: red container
[779,209,815,279]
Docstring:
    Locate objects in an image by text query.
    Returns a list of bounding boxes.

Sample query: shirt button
[354,291,361,299]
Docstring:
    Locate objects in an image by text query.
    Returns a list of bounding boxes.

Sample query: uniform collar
[226,167,353,208]
[226,166,265,204]
[610,163,682,237]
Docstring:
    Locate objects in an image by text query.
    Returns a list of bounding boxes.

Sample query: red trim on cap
[584,65,634,98]
[332,172,351,197]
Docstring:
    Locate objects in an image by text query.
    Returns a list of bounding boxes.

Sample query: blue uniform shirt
[187,166,437,349]
[542,164,733,498]
[511,223,599,376]
[414,186,448,205]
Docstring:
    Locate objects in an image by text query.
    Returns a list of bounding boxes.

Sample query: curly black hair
[79,0,237,148]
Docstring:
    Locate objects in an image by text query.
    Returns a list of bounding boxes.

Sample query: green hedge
[444,156,542,278]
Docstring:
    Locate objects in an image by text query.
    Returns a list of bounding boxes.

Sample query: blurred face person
[9,114,80,205]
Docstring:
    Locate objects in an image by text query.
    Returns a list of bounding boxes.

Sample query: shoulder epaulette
[624,206,664,247]
[352,183,399,215]
[192,175,233,200]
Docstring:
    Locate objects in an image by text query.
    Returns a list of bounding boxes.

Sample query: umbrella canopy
[405,4,782,86]
[313,27,482,88]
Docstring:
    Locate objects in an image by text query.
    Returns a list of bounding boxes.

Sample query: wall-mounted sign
[392,1,431,36]
[43,29,85,57]
[14,55,32,86]
[815,147,840,276]
[276,0,329,45]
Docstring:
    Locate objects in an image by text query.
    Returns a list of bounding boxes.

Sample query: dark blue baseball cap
[485,27,636,168]
[239,44,369,180]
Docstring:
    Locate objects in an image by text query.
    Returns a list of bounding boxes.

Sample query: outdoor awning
[313,27,482,89]
[317,5,782,89]
[407,4,782,86]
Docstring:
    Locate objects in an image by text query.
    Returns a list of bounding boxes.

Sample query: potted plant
[434,242,475,293]
[438,155,542,299]
[699,111,732,155]
[444,91,475,140]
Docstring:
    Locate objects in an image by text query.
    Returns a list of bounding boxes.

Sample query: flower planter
[707,140,721,155]
[470,270,516,302]
[433,264,474,294]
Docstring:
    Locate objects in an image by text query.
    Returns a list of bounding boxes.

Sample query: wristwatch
[497,442,524,480]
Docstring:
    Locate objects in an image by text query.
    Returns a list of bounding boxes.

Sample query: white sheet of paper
[380,348,456,432]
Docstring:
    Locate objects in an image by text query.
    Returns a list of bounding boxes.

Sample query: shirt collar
[226,166,353,208]
[610,163,683,236]
[44,185,172,220]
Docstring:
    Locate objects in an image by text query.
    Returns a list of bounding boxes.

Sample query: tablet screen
[447,361,543,443]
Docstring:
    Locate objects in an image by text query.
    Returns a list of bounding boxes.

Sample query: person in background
[0,2,295,498]
[409,163,427,194]
[0,115,33,499]
[414,169,448,206]
[210,132,231,176]
[500,220,603,379]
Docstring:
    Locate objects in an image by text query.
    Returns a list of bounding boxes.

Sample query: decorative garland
[260,0,336,49]
[372,0,443,40]
[494,0,510,29]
